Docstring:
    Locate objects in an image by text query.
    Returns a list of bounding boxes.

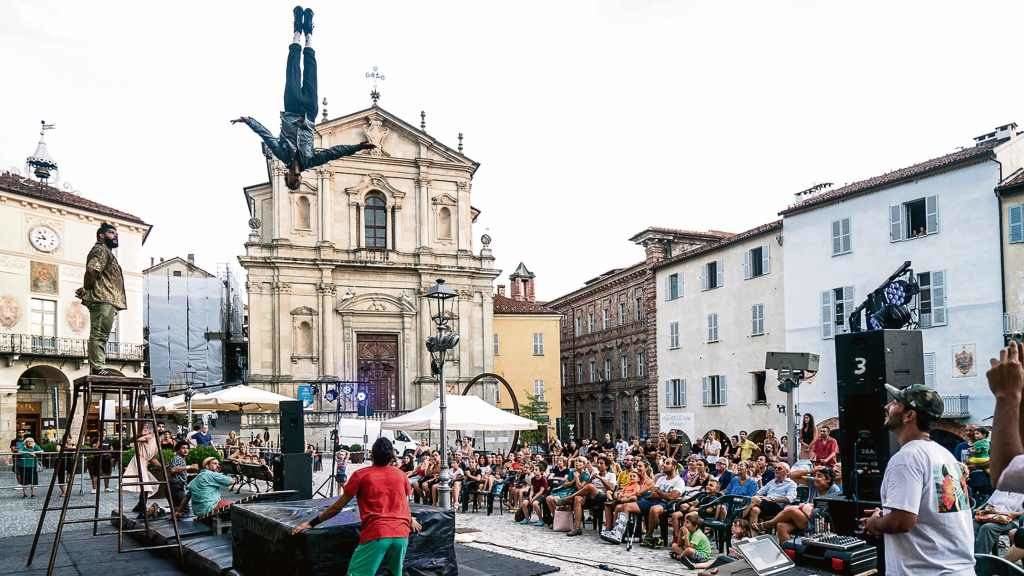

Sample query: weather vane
[365,65,386,105]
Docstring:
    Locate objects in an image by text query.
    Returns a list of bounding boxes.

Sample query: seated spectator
[713,458,734,491]
[728,518,754,557]
[189,457,234,517]
[973,488,1024,554]
[725,461,758,497]
[559,456,616,536]
[603,469,643,533]
[461,460,484,511]
[641,458,687,547]
[519,461,549,526]
[671,512,715,569]
[546,457,590,523]
[225,431,240,450]
[809,427,839,467]
[670,478,721,537]
[743,463,797,526]
[755,467,840,539]
[433,457,462,509]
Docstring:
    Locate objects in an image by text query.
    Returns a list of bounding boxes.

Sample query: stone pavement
[455,509,699,576]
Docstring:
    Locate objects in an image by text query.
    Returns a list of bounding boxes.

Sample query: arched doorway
[460,373,529,452]
[16,365,70,444]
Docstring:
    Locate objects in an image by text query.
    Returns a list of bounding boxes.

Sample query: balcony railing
[0,332,144,361]
[1006,313,1024,336]
[941,394,970,419]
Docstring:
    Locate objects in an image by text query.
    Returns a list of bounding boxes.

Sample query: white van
[337,418,416,457]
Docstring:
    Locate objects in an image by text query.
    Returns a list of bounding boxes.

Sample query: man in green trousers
[76,223,125,376]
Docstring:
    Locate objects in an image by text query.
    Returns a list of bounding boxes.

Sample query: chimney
[187,253,195,264]
[510,280,522,301]
[160,257,165,263]
[525,278,536,303]
[150,257,154,267]
[497,284,506,297]
[974,122,1019,147]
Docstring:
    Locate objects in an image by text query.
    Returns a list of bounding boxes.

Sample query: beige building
[144,254,214,279]
[0,172,149,446]
[1002,169,1024,340]
[239,102,499,412]
[654,221,786,445]
[492,263,561,428]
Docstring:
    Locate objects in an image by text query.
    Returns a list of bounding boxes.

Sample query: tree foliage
[518,392,550,447]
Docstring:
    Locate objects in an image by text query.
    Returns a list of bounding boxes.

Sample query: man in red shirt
[293,437,421,575]
[810,427,839,466]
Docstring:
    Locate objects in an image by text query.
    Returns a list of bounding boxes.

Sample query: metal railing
[1006,313,1024,336]
[244,409,410,429]
[0,332,144,361]
[941,394,970,419]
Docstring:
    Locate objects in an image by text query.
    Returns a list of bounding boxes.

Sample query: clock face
[29,226,60,253]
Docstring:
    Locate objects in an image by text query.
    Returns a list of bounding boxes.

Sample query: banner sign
[297,385,315,408]
[659,412,695,440]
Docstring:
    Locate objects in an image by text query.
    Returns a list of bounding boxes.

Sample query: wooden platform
[73,374,153,388]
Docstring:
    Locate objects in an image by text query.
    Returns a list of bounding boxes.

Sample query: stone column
[272,165,291,243]
[317,169,333,246]
[456,181,470,252]
[319,280,336,376]
[416,176,430,249]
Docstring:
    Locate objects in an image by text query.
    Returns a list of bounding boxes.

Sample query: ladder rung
[118,481,165,487]
[43,506,95,511]
[119,543,182,553]
[59,518,108,525]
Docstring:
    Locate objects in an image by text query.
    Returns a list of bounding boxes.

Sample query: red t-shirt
[810,437,839,465]
[345,465,412,544]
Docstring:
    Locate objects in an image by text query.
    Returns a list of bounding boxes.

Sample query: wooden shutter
[717,259,725,287]
[932,271,946,325]
[923,352,936,387]
[743,249,752,279]
[763,243,771,274]
[821,290,833,339]
[700,266,708,291]
[925,195,939,234]
[702,376,710,406]
[1010,205,1023,243]
[680,378,686,407]
[890,204,903,242]
[665,380,673,408]
[720,375,728,405]
[832,220,842,255]
[842,218,852,253]
[665,275,672,301]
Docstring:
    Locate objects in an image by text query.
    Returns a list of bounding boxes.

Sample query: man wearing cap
[861,383,973,575]
[188,457,234,517]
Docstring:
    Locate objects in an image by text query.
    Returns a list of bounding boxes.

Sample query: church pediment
[318,106,477,171]
[335,292,417,315]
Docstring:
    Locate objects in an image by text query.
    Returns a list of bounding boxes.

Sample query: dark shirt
[717,470,734,491]
[193,432,213,446]
[760,469,776,485]
[243,114,365,171]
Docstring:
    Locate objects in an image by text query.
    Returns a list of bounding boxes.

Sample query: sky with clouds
[2,1,1022,300]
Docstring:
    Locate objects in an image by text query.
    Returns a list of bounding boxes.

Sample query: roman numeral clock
[29,225,61,253]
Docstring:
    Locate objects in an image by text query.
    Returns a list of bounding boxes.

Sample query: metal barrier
[0,451,103,495]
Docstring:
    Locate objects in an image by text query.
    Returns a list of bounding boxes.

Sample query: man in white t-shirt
[861,384,973,576]
[615,436,629,464]
[642,458,687,545]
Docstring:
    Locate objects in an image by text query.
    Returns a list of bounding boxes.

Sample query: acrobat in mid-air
[232,6,375,190]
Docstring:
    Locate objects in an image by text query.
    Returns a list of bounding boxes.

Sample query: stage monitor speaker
[280,400,305,454]
[273,452,313,499]
[835,329,923,502]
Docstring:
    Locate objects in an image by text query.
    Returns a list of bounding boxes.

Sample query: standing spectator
[17,437,44,498]
[690,436,705,460]
[728,435,742,463]
[810,427,839,466]
[762,429,781,460]
[192,425,213,447]
[799,414,816,459]
[667,431,684,461]
[601,433,615,452]
[225,431,241,451]
[123,423,160,517]
[293,438,422,576]
[86,433,114,493]
[169,441,198,518]
[779,435,790,461]
[704,431,722,464]
[860,384,973,575]
[614,435,629,464]
[737,431,758,462]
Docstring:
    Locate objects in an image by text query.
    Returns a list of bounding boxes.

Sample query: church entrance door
[357,334,399,412]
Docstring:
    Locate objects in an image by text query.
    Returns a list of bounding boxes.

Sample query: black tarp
[232,498,457,576]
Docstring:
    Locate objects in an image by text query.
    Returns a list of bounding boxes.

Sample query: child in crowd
[672,511,715,569]
[728,518,754,557]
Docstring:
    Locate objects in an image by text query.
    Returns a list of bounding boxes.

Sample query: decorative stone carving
[316,282,337,296]
[363,116,390,157]
[0,295,20,328]
[290,306,318,316]
[367,300,388,312]
[345,174,406,209]
[431,193,458,207]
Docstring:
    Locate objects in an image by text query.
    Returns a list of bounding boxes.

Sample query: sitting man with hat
[189,457,235,517]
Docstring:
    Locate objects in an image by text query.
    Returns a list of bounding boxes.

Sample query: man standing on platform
[861,384,973,575]
[75,223,125,376]
[293,437,422,575]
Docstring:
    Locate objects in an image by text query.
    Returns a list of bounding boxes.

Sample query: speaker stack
[275,400,312,499]
[834,329,923,501]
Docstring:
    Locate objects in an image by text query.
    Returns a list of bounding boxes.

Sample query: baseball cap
[884,383,944,418]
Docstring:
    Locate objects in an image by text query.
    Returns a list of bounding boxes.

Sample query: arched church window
[438,207,452,240]
[297,321,313,355]
[364,193,387,248]
[296,196,311,229]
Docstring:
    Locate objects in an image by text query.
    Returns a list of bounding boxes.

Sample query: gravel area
[455,509,698,576]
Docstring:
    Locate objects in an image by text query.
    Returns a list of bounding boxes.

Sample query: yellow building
[492,263,561,433]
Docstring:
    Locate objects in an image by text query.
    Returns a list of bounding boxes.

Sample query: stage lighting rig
[848,261,920,332]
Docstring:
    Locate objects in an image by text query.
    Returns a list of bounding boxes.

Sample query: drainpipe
[993,156,1007,341]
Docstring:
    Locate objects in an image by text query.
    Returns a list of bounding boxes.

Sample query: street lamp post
[182,363,197,431]
[423,278,459,510]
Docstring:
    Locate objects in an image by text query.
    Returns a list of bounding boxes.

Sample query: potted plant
[348,444,364,463]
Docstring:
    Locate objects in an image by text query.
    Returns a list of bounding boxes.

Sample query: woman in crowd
[799,414,815,459]
[762,429,781,460]
[124,423,162,517]
[704,431,722,464]
[85,433,114,493]
[159,430,177,451]
[755,467,841,540]
[419,453,442,504]
[225,431,240,450]
[564,439,579,459]
[433,457,463,510]
[399,454,415,473]
[545,457,589,521]
[727,436,742,463]
[17,437,44,498]
[778,435,789,461]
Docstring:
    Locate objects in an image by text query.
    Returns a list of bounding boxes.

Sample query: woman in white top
[704,431,722,463]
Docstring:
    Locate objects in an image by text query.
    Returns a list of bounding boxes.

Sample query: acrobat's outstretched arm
[232,116,291,164]
[306,142,376,169]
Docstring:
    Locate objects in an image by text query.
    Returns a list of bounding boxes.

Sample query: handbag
[553,509,574,532]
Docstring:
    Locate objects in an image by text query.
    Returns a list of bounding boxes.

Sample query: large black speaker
[835,329,923,501]
[272,452,313,499]
[280,400,305,454]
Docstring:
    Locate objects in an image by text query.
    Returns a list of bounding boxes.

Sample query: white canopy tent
[381,395,539,432]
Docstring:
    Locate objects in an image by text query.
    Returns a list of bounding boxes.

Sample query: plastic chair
[975,553,1024,576]
[698,495,751,553]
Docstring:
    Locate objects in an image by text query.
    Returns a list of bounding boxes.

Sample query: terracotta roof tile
[779,144,997,217]
[655,220,782,269]
[998,169,1024,192]
[493,293,559,315]
[0,172,147,225]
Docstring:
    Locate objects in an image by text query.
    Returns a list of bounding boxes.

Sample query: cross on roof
[365,65,386,105]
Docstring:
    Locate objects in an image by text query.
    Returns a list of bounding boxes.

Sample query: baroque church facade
[239,103,499,412]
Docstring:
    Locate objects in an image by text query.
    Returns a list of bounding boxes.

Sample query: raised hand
[988,340,1024,399]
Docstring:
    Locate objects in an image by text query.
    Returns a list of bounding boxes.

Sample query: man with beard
[860,384,972,576]
[76,223,125,376]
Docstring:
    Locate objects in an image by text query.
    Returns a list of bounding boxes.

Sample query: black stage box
[231,498,456,576]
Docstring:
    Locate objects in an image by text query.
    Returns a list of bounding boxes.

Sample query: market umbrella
[380,395,538,432]
[180,385,294,413]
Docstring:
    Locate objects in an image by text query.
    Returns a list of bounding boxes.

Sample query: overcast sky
[2,1,1022,301]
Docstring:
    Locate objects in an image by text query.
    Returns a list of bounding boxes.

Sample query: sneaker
[105,487,114,493]
[302,7,314,36]
[517,518,531,525]
[90,488,97,494]
[293,6,304,34]
[531,520,546,527]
